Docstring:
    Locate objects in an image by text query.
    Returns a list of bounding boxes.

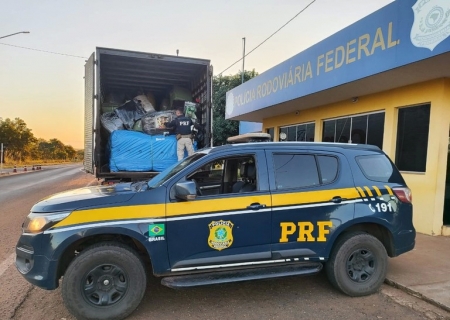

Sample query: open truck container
[84,47,212,182]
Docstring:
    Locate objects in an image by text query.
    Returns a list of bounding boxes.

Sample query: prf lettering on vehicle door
[279,221,333,242]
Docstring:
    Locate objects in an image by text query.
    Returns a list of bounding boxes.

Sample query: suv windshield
[148,153,207,188]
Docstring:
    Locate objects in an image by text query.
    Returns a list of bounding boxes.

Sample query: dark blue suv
[16,142,415,320]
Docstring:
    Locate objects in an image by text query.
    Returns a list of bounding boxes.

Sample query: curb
[0,170,41,178]
[384,278,450,313]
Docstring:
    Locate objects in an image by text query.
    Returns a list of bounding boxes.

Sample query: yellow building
[226,0,450,236]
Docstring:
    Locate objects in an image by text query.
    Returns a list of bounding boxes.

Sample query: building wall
[263,78,450,235]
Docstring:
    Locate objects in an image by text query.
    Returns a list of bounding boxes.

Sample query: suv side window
[356,154,404,183]
[317,155,338,184]
[273,154,339,190]
[185,155,258,196]
[273,154,319,189]
[187,160,225,196]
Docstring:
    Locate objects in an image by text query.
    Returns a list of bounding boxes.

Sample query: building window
[322,112,385,149]
[279,122,315,142]
[395,104,430,172]
[266,127,274,141]
[367,112,385,148]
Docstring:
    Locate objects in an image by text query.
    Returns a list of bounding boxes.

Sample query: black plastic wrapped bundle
[101,112,124,133]
[114,100,146,129]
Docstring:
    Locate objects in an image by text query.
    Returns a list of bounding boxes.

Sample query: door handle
[247,203,266,210]
[331,196,346,203]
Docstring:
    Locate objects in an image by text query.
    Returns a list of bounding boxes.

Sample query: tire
[325,232,387,297]
[62,242,147,320]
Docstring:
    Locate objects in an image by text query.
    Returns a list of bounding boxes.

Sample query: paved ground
[386,233,450,313]
[13,274,449,320]
[1,166,450,319]
[0,165,97,320]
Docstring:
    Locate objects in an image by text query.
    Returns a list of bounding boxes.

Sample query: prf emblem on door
[208,220,234,251]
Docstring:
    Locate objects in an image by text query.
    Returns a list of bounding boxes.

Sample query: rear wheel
[62,242,147,320]
[326,232,387,296]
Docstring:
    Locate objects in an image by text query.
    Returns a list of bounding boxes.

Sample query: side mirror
[175,181,197,200]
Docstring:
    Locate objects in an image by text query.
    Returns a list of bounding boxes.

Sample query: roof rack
[227,133,271,144]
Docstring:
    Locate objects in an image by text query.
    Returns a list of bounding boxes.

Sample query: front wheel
[62,242,147,320]
[325,232,387,296]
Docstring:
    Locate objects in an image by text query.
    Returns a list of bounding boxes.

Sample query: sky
[0,0,393,149]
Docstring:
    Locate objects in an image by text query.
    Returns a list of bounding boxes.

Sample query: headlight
[22,211,71,233]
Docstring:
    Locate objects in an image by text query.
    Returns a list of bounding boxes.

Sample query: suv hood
[31,183,139,213]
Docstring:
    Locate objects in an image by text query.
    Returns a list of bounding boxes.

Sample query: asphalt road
[0,165,447,320]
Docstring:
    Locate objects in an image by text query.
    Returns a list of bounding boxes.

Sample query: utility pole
[0,143,3,174]
[242,37,246,84]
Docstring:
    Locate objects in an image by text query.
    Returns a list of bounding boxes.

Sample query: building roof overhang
[231,52,450,122]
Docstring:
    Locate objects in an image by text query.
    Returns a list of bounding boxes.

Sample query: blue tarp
[109,131,178,172]
[151,135,178,172]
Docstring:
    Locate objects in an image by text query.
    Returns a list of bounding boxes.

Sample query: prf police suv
[16,142,415,320]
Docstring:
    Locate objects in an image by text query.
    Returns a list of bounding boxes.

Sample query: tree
[29,138,78,161]
[49,139,68,160]
[0,118,36,161]
[65,145,77,160]
[29,139,44,159]
[37,139,54,159]
[0,118,79,162]
[212,70,258,146]
[76,149,84,162]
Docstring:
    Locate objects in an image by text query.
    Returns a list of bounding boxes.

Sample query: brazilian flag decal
[149,224,165,237]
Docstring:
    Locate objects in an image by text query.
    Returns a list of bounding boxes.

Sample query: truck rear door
[84,52,95,174]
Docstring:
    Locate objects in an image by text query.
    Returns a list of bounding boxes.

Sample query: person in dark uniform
[164,108,196,161]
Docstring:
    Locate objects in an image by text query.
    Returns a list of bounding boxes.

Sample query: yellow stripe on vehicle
[54,204,165,228]
[53,187,363,229]
[372,186,382,196]
[384,185,394,195]
[356,187,366,198]
[166,194,272,216]
[363,186,373,197]
[271,188,360,207]
[55,195,272,230]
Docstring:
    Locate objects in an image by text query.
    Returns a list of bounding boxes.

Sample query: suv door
[266,150,359,260]
[165,150,272,271]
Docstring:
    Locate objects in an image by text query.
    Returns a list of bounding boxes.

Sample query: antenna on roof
[176,49,179,56]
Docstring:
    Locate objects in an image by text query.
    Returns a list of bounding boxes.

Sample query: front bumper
[15,234,59,290]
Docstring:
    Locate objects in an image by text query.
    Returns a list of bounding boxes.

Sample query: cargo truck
[84,47,212,182]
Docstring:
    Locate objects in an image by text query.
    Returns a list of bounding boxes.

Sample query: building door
[444,127,450,225]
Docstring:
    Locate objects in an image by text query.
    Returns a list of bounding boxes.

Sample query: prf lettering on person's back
[279,221,333,242]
